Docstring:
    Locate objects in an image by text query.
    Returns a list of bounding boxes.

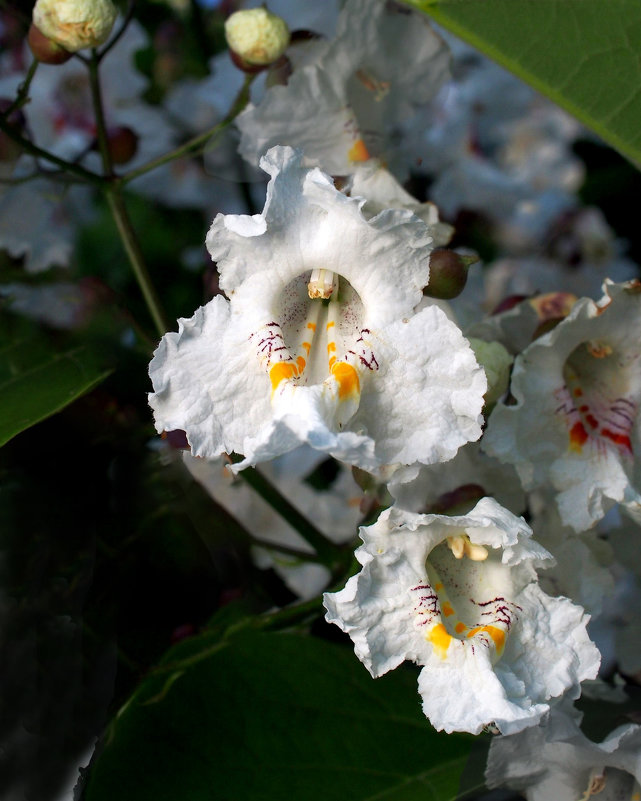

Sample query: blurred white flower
[236,0,449,176]
[486,701,641,801]
[183,446,361,599]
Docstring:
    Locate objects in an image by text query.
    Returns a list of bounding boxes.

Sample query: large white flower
[149,146,486,473]
[483,280,641,532]
[236,0,449,176]
[486,702,641,801]
[323,497,600,735]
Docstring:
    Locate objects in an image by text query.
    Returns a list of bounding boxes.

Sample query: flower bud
[468,338,513,407]
[424,248,476,300]
[105,126,138,165]
[27,23,73,64]
[225,8,290,72]
[32,0,118,53]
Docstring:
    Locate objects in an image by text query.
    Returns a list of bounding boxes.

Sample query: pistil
[308,268,337,299]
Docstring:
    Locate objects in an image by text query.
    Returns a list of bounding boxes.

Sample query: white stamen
[580,770,606,799]
[447,534,488,562]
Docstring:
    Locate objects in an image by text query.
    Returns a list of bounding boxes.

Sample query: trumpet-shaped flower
[323,497,600,735]
[484,281,641,531]
[149,146,486,473]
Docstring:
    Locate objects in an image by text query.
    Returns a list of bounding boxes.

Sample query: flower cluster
[145,0,641,763]
[2,0,640,794]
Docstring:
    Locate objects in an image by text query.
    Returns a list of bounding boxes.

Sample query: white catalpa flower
[484,280,641,532]
[149,146,486,474]
[236,0,449,176]
[486,702,641,801]
[323,497,600,735]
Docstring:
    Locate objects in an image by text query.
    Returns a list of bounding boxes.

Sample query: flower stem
[239,465,342,567]
[105,189,170,338]
[1,57,39,118]
[0,116,104,185]
[121,72,255,186]
[87,49,170,338]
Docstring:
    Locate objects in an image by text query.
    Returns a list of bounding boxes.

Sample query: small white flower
[486,701,641,801]
[323,497,600,735]
[484,280,641,531]
[149,146,486,474]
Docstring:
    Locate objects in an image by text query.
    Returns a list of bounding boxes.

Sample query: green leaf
[84,632,472,801]
[0,323,113,447]
[405,0,641,166]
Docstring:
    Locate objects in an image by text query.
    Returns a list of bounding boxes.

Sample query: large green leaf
[84,631,473,801]
[406,0,641,166]
[0,324,113,447]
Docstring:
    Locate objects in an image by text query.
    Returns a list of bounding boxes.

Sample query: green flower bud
[424,249,477,300]
[468,338,513,407]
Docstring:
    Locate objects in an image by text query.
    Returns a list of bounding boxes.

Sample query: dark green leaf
[84,632,472,801]
[0,323,113,447]
[405,0,641,166]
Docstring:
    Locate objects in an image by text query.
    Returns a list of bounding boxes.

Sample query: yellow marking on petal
[434,582,443,591]
[455,622,466,634]
[331,361,360,400]
[327,342,336,354]
[269,361,299,392]
[466,625,506,653]
[296,355,306,373]
[329,355,336,369]
[326,321,335,330]
[427,623,451,657]
[348,138,370,163]
[307,322,316,332]
[302,341,311,356]
[442,602,454,617]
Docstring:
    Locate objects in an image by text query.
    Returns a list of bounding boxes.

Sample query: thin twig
[121,72,255,185]
[0,117,105,185]
[250,537,322,564]
[1,57,39,119]
[87,48,170,338]
[239,466,342,567]
[96,0,135,62]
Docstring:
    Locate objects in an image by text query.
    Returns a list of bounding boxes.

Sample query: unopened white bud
[32,0,118,53]
[225,8,290,67]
